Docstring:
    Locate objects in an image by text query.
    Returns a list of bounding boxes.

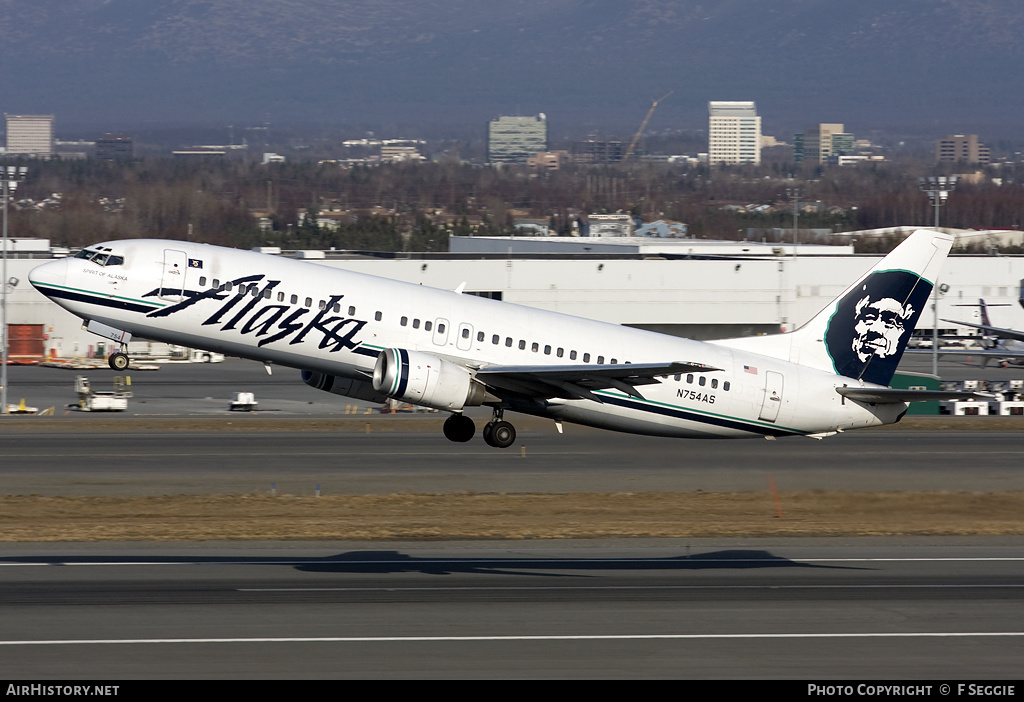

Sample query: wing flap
[476,361,719,401]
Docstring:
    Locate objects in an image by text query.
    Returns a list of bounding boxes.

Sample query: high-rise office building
[5,114,54,155]
[794,123,854,163]
[487,114,548,164]
[708,101,761,165]
[935,134,990,164]
[96,134,134,160]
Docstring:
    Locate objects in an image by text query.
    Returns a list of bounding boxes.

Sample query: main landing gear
[443,409,517,449]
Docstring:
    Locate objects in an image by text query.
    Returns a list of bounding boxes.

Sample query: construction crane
[624,91,673,161]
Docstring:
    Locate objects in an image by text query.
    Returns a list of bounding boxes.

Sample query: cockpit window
[74,249,124,266]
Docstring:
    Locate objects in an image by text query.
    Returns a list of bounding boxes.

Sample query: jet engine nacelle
[372,348,486,411]
[301,370,388,403]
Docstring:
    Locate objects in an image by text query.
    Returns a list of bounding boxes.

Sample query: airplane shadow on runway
[0,550,864,576]
[290,550,864,576]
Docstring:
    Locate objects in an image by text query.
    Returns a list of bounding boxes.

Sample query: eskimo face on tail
[825,270,932,385]
[851,295,914,362]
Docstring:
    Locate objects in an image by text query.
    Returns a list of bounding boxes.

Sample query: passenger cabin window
[199,277,207,286]
[304,297,312,308]
[477,331,485,342]
[462,328,470,339]
[375,312,382,321]
[425,321,433,332]
[290,294,298,304]
[348,306,356,316]
[401,316,408,326]
[413,319,421,329]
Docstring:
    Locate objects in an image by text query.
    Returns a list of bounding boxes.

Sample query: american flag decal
[744,365,758,374]
[188,259,203,269]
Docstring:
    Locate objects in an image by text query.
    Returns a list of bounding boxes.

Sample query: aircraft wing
[942,318,1024,343]
[836,387,995,404]
[475,361,720,402]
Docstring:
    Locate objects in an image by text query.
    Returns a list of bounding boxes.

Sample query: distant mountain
[1,0,1023,137]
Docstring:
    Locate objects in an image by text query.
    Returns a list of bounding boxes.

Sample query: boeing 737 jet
[925,297,1024,367]
[28,229,978,447]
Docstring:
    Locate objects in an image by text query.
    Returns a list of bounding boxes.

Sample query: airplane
[27,229,983,447]
[909,297,1024,368]
[942,298,1024,366]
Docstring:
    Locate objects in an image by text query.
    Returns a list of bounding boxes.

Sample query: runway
[1,540,1022,679]
[0,358,1022,678]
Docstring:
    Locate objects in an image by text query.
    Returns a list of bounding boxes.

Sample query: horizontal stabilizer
[836,386,994,404]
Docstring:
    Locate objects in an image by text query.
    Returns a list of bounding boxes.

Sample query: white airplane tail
[721,229,954,386]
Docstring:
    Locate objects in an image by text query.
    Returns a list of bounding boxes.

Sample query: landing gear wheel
[484,420,516,449]
[442,413,475,443]
[108,352,129,371]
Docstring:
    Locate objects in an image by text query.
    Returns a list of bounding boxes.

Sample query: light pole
[918,176,958,229]
[786,187,800,257]
[2,165,28,415]
[918,176,958,376]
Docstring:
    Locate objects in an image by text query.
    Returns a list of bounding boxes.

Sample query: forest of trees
[6,155,1024,254]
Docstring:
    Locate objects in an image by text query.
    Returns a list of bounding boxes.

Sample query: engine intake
[372,348,486,411]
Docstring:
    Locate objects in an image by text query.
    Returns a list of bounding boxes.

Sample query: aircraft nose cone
[28,258,69,293]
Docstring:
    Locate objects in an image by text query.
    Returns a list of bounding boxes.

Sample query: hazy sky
[2,1,1022,139]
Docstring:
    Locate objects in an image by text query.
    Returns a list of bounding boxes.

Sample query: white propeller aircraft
[28,229,978,447]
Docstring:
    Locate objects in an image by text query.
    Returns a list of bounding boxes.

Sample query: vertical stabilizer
[720,230,954,386]
[790,229,953,385]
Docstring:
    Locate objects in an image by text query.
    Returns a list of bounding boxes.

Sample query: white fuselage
[28,240,903,439]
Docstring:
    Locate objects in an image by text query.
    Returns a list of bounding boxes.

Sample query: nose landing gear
[108,346,130,371]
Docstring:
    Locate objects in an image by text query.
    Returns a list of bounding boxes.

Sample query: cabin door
[160,249,188,301]
[758,371,784,423]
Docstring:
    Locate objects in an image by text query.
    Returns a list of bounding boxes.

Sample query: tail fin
[980,299,992,327]
[789,229,953,385]
[717,230,954,384]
